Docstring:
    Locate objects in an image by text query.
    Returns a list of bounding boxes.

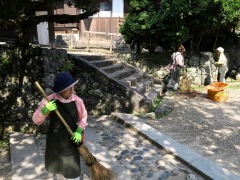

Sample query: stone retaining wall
[0,47,141,134]
[0,47,70,134]
[116,49,240,86]
[1,46,240,134]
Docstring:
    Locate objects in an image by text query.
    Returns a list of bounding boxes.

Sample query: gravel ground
[145,88,240,177]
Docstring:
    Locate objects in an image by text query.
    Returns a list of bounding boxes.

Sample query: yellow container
[206,82,228,102]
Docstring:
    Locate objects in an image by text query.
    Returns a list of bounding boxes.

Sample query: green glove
[41,100,57,115]
[71,127,83,143]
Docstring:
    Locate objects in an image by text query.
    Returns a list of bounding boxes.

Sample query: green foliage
[0,52,12,77]
[0,136,9,148]
[149,96,162,112]
[156,0,190,50]
[215,0,240,23]
[0,55,10,67]
[120,0,161,53]
[152,96,161,108]
[60,60,74,72]
[121,0,239,53]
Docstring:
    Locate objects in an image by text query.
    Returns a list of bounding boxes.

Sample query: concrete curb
[111,112,240,180]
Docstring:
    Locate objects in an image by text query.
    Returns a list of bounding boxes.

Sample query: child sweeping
[32,72,87,180]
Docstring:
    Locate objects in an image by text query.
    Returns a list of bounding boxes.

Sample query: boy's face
[59,86,75,99]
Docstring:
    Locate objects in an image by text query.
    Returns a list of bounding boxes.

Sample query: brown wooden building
[0,0,128,47]
[54,0,129,47]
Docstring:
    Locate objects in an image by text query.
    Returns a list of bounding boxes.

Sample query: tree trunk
[136,39,141,54]
[190,33,194,52]
[213,28,220,51]
[48,9,55,47]
[196,33,203,52]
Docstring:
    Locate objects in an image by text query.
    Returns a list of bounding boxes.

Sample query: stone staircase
[68,52,164,112]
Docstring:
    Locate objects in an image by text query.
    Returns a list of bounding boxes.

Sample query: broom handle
[35,81,74,136]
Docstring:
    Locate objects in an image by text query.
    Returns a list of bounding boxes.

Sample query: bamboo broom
[35,82,116,180]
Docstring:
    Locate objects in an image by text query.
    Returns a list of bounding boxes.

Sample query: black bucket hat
[52,72,78,93]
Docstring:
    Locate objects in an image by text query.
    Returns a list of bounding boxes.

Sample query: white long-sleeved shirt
[217,53,227,65]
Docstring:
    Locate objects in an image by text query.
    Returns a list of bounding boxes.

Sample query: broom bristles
[90,161,116,180]
[78,144,116,180]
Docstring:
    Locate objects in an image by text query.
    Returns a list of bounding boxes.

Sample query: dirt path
[145,88,240,177]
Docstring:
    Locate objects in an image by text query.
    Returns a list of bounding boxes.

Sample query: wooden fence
[84,31,119,53]
[79,17,124,53]
[81,17,121,38]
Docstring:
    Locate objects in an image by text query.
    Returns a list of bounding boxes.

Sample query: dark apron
[45,100,80,179]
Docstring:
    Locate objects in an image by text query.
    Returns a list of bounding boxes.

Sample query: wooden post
[48,9,55,47]
[87,32,90,52]
[69,29,74,49]
[110,34,113,54]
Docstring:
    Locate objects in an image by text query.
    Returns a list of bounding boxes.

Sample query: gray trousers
[217,65,227,82]
[173,65,182,84]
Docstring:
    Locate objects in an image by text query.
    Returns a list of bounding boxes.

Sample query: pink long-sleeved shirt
[32,93,87,128]
[171,52,184,67]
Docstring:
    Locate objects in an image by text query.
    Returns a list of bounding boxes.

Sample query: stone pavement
[10,113,239,180]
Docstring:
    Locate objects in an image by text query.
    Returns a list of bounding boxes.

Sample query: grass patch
[152,97,161,108]
[149,96,162,112]
[0,136,9,148]
[192,85,205,91]
[228,84,240,89]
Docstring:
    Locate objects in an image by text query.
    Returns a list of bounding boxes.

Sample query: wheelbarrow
[205,82,229,102]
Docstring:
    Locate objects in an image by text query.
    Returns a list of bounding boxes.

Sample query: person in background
[167,56,176,89]
[215,47,228,82]
[32,72,88,180]
[168,45,186,90]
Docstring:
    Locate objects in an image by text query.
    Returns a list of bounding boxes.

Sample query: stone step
[109,68,136,79]
[131,78,154,94]
[69,52,165,112]
[100,63,126,73]
[143,84,162,105]
[89,59,119,67]
[76,55,112,61]
[119,71,143,87]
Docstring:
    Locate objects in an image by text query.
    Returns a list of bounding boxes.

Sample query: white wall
[112,0,124,17]
[93,0,124,17]
[36,11,49,45]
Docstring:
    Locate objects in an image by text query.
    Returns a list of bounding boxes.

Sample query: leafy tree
[156,0,190,51]
[184,0,223,51]
[121,0,240,53]
[120,0,161,54]
[216,0,240,24]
